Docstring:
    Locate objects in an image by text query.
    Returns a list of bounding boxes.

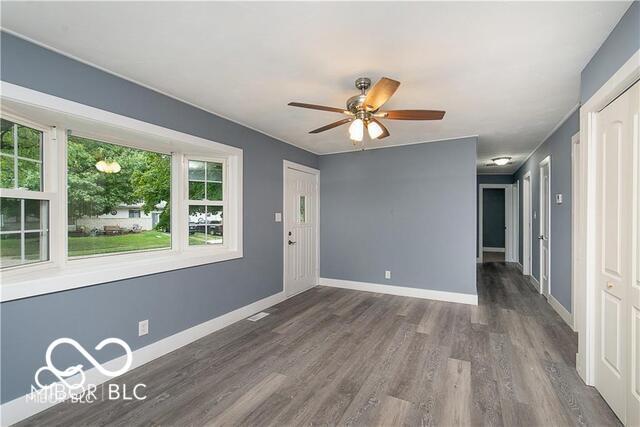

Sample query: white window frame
[0,82,243,302]
[0,113,58,269]
[185,156,227,250]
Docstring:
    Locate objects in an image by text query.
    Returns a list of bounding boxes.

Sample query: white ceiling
[1,1,631,173]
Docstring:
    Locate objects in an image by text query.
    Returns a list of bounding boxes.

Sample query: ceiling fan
[288,77,445,144]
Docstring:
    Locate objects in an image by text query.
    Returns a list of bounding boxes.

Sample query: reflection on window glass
[188,160,223,201]
[0,119,42,191]
[188,205,223,246]
[0,198,49,268]
[299,195,306,223]
[67,135,171,258]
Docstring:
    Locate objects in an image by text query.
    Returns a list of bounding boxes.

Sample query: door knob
[538,235,545,240]
[288,240,296,245]
[607,282,614,289]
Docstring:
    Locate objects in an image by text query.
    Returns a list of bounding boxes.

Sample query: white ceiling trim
[512,102,580,175]
[320,133,479,156]
[3,29,323,156]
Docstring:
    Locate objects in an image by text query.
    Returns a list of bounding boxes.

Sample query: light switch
[555,194,563,204]
[275,212,282,222]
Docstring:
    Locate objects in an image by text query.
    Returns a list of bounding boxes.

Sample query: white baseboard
[482,247,505,253]
[515,262,523,271]
[529,275,541,292]
[0,291,286,427]
[319,278,478,306]
[548,293,575,331]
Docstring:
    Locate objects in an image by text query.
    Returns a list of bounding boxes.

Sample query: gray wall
[0,32,319,403]
[476,175,512,256]
[512,0,639,313]
[513,110,579,311]
[319,138,478,296]
[482,189,506,248]
[580,1,640,103]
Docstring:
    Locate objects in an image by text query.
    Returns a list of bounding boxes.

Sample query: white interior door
[539,159,551,296]
[523,174,532,276]
[594,81,638,424]
[630,80,640,427]
[284,164,318,297]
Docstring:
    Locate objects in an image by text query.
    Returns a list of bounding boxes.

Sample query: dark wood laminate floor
[19,263,620,426]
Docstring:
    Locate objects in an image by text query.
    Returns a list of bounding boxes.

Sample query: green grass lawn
[188,232,223,246]
[68,230,171,257]
[2,230,222,265]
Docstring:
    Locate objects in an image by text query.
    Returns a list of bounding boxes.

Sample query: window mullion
[20,199,25,262]
[13,123,18,189]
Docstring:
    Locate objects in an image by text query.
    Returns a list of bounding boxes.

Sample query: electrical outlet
[138,319,149,336]
[275,212,282,222]
[385,270,391,279]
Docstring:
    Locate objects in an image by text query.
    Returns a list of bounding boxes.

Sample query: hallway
[19,264,619,426]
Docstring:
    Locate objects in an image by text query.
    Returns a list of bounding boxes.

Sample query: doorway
[478,183,516,263]
[539,156,551,297]
[522,172,532,276]
[283,160,319,297]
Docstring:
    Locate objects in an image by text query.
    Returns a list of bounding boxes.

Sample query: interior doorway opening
[478,183,518,263]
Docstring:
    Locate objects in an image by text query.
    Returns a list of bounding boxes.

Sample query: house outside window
[67,135,171,258]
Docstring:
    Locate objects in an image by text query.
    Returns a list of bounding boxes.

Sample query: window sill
[0,249,243,302]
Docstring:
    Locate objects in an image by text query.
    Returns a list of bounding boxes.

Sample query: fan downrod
[354,77,371,92]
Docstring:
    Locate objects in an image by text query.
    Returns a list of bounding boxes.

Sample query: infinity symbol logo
[34,338,133,391]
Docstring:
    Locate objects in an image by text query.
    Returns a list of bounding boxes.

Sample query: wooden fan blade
[369,118,390,139]
[288,102,347,114]
[309,118,352,134]
[382,110,445,120]
[363,77,400,111]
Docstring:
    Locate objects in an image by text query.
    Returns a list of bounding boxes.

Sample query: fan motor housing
[346,94,367,113]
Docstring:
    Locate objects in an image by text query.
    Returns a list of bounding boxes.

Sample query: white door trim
[282,160,320,296]
[576,49,640,385]
[571,132,581,333]
[512,182,520,264]
[478,183,513,263]
[522,171,533,276]
[539,155,551,298]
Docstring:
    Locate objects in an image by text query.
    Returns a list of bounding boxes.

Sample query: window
[0,198,49,268]
[298,195,306,223]
[188,160,224,246]
[1,118,42,191]
[67,135,171,258]
[0,118,50,268]
[1,85,243,302]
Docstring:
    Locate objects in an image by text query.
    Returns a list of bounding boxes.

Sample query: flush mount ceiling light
[288,77,446,146]
[492,157,512,166]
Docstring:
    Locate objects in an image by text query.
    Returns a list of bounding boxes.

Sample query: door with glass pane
[284,163,318,297]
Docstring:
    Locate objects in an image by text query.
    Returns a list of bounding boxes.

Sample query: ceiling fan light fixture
[492,157,512,166]
[349,118,364,141]
[367,120,383,139]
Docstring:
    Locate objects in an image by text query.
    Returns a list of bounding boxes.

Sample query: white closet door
[594,81,638,423]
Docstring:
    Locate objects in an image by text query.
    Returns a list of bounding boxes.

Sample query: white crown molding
[319,277,478,305]
[512,103,580,175]
[1,29,322,156]
[319,134,480,156]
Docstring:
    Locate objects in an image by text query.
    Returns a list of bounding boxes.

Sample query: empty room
[0,1,639,426]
